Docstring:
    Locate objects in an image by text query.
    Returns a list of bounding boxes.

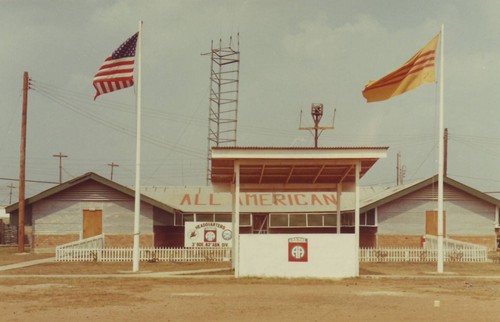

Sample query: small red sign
[288,237,308,262]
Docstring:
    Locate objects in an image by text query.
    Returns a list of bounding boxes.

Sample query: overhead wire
[25,80,498,191]
[30,80,206,159]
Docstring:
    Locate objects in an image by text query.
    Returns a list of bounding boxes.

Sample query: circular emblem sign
[290,245,306,260]
[222,229,232,241]
[204,230,216,242]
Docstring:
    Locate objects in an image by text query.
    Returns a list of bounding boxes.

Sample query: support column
[336,183,342,234]
[231,161,240,277]
[354,161,361,275]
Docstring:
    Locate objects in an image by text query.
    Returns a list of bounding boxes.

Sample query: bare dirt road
[1,248,500,321]
[2,275,500,322]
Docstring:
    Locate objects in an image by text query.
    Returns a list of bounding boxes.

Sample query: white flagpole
[132,20,143,273]
[437,24,445,273]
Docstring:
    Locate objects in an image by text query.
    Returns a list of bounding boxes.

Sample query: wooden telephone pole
[108,162,119,181]
[52,152,68,184]
[7,183,16,204]
[18,71,29,253]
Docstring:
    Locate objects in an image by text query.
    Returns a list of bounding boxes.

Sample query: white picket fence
[360,247,489,262]
[54,234,488,263]
[55,246,232,262]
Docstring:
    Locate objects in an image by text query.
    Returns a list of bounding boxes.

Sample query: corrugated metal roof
[210,146,388,190]
[360,175,500,211]
[212,146,390,150]
[5,172,175,214]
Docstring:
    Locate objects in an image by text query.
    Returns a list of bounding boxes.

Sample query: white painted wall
[141,186,351,213]
[33,199,153,235]
[239,234,357,278]
[377,186,496,236]
[0,207,6,219]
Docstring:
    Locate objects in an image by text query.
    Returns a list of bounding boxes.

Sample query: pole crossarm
[52,152,68,184]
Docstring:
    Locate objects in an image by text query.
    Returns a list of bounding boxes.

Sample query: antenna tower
[299,103,335,147]
[203,34,240,184]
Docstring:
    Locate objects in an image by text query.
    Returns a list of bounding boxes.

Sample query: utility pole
[52,152,68,184]
[396,152,406,185]
[18,71,29,253]
[7,183,16,204]
[107,162,119,181]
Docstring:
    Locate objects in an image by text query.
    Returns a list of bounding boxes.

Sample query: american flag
[93,32,139,100]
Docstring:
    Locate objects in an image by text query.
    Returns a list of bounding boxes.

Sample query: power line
[0,177,59,184]
[31,82,206,158]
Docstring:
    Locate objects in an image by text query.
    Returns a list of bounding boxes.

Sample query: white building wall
[239,234,357,278]
[377,185,496,237]
[33,199,153,235]
[103,201,153,234]
[33,200,86,234]
[377,200,426,235]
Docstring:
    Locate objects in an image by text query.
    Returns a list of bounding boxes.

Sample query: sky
[1,0,500,205]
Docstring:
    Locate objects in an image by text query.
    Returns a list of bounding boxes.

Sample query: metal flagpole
[354,162,360,275]
[437,24,445,273]
[232,161,240,277]
[132,20,143,273]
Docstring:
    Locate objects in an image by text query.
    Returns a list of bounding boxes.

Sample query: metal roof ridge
[212,146,389,150]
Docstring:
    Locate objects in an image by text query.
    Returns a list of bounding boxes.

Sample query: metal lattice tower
[203,34,240,184]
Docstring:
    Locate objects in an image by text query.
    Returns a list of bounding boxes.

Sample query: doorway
[425,210,446,236]
[83,209,103,239]
[252,213,268,234]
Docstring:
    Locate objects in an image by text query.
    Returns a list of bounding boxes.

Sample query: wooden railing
[423,234,489,252]
[55,234,105,261]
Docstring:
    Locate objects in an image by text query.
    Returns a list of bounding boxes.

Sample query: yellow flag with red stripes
[362,35,439,103]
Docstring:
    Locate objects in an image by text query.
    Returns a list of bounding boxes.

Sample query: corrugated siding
[48,181,131,201]
[402,183,475,201]
[378,183,495,236]
[33,199,154,234]
[34,201,90,233]
[32,181,154,235]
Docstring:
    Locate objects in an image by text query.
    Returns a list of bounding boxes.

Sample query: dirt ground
[1,247,500,322]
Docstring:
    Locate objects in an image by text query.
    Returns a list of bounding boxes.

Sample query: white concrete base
[238,234,358,278]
